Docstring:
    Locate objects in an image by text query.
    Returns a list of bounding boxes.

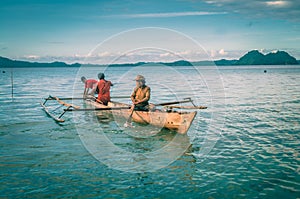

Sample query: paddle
[153,98,193,106]
[124,105,135,128]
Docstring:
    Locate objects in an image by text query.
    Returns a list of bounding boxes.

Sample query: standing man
[97,73,113,105]
[130,75,151,111]
[81,76,98,97]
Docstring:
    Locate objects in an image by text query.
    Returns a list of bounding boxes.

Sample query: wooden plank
[51,96,80,109]
[166,105,207,109]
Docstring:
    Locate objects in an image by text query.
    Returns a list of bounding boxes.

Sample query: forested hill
[234,50,298,65]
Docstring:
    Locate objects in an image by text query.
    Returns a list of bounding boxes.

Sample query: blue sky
[0,0,299,63]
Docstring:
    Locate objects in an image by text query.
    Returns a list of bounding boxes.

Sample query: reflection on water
[74,106,192,173]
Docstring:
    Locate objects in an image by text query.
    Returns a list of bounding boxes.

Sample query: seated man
[97,73,113,105]
[130,75,151,111]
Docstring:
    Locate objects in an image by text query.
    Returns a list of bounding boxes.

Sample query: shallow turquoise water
[0,65,299,198]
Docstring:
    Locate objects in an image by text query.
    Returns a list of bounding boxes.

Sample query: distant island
[234,50,299,65]
[0,56,81,68]
[207,50,298,66]
[0,50,299,68]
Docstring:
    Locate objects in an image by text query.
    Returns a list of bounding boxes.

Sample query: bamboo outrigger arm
[41,95,81,122]
[44,95,80,109]
[165,105,207,109]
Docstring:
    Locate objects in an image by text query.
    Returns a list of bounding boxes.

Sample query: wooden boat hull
[84,100,197,134]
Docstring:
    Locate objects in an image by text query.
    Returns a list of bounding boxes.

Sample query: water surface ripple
[0,66,299,198]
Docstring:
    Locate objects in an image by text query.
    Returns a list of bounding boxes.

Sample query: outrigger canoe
[41,96,207,134]
[84,99,197,134]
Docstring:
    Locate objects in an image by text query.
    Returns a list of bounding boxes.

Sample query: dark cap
[98,73,105,80]
[81,76,86,82]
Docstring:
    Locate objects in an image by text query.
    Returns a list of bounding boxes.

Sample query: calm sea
[0,65,299,198]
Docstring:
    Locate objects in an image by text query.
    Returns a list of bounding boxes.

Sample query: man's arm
[83,88,88,96]
[88,83,98,95]
[131,87,137,103]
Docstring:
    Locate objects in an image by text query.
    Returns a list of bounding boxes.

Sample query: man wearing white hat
[130,75,151,111]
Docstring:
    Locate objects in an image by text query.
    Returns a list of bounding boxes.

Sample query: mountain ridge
[0,50,298,68]
[235,50,298,65]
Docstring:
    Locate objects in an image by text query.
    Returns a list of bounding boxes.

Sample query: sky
[0,0,299,64]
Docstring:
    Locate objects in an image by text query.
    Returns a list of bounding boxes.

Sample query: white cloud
[219,49,228,55]
[271,49,279,53]
[203,0,300,21]
[210,50,217,58]
[159,52,172,58]
[24,55,40,59]
[259,49,266,54]
[110,11,227,18]
[97,51,112,57]
[265,1,291,7]
[210,49,229,58]
[177,50,193,56]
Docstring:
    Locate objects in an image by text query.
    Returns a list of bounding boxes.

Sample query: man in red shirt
[97,73,113,105]
[81,76,98,97]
